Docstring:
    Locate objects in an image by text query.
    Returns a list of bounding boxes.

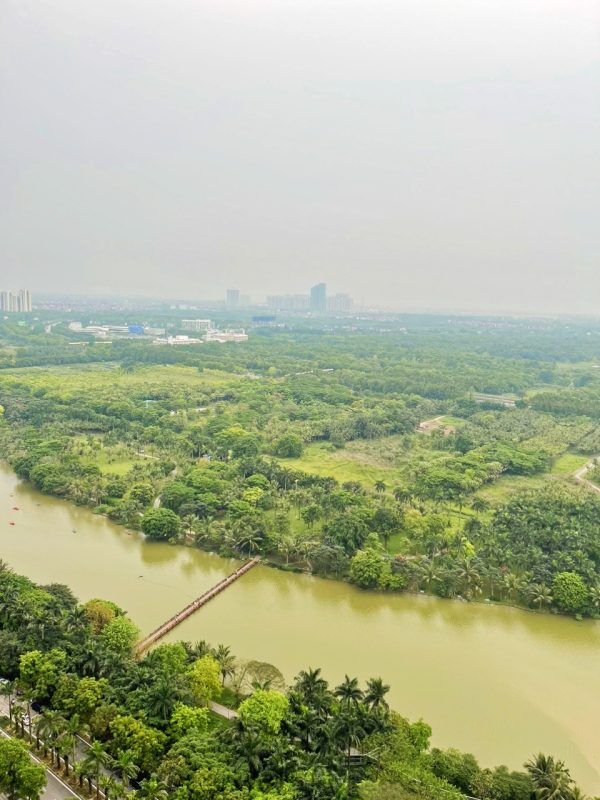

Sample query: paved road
[0,728,80,800]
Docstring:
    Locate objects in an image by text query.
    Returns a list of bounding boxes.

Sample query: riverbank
[2,461,600,791]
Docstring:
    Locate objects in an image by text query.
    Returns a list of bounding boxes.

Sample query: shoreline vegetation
[3,315,600,621]
[5,457,596,631]
[0,561,591,800]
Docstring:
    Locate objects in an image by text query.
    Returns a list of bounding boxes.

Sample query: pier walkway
[135,556,261,654]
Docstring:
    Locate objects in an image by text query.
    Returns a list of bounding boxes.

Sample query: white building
[153,335,203,346]
[0,289,32,312]
[204,329,248,343]
[181,319,212,332]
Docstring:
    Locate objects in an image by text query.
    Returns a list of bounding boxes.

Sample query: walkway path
[574,457,600,495]
[135,557,261,653]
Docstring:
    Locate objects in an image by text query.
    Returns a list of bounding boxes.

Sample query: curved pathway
[574,457,600,494]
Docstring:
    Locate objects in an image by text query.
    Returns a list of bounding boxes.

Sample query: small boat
[12,506,19,511]
[9,521,15,526]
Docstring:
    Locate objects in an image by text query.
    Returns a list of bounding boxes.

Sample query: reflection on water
[1,461,599,791]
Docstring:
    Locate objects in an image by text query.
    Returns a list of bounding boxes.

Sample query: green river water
[1,462,599,790]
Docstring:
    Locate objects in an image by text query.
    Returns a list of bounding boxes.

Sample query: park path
[573,457,600,495]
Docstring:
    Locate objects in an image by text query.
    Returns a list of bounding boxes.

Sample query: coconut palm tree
[374,480,386,494]
[528,584,553,610]
[419,559,441,591]
[213,644,236,686]
[503,571,525,602]
[588,585,600,613]
[457,558,482,599]
[525,753,573,800]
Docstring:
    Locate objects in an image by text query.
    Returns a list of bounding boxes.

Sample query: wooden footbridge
[135,557,261,654]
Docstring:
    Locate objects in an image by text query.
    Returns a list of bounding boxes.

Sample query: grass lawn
[278,441,407,490]
[475,473,548,503]
[549,453,589,475]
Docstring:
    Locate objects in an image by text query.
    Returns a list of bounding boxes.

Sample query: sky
[1,0,599,313]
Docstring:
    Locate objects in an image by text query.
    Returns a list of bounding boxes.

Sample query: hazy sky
[1,0,599,312]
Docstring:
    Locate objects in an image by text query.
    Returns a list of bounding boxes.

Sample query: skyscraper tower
[310,283,326,313]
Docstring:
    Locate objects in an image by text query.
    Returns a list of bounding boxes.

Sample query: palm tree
[528,584,553,610]
[374,480,386,494]
[588,585,600,613]
[137,777,168,800]
[457,558,481,599]
[471,497,490,514]
[364,677,390,712]
[12,701,26,736]
[295,668,328,704]
[393,485,409,504]
[147,677,180,724]
[34,710,58,757]
[233,731,264,778]
[100,775,122,800]
[504,572,525,602]
[82,740,111,800]
[181,514,197,538]
[525,753,574,800]
[112,749,139,784]
[56,730,75,776]
[334,675,364,709]
[420,559,441,591]
[213,644,236,686]
[334,708,365,772]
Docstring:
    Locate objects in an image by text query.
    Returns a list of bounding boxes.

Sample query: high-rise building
[267,294,310,311]
[226,289,240,308]
[310,283,327,313]
[0,288,32,312]
[327,293,353,313]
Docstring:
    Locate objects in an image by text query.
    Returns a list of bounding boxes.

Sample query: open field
[278,440,407,489]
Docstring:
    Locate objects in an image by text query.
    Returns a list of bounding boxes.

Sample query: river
[1,461,599,790]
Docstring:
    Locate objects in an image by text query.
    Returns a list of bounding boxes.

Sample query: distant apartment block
[327,293,353,313]
[181,319,212,332]
[310,283,327,313]
[0,288,32,313]
[226,289,240,308]
[267,294,310,311]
